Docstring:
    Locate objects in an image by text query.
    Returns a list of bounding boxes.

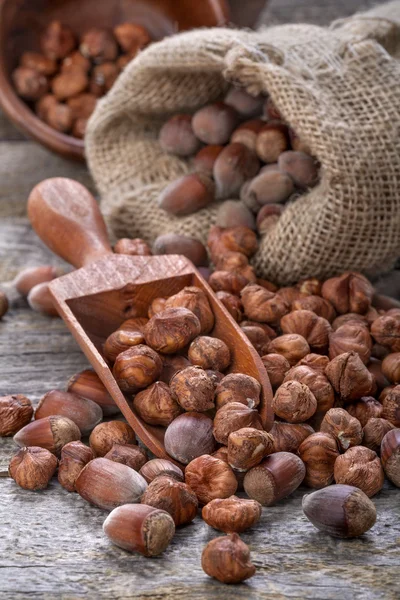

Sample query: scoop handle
[27,178,113,268]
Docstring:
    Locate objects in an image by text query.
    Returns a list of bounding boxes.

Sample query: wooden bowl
[0,0,230,161]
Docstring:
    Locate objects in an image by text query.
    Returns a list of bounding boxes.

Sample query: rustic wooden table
[0,1,399,598]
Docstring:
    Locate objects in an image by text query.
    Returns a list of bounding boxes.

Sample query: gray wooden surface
[0,1,399,598]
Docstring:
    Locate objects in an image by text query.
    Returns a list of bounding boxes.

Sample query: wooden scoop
[27,178,273,464]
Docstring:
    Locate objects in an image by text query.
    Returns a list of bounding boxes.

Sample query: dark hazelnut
[185,454,237,504]
[58,441,94,492]
[133,381,182,426]
[261,353,290,389]
[201,533,256,583]
[51,70,88,100]
[325,351,375,402]
[278,150,319,188]
[272,380,317,423]
[35,389,102,436]
[67,368,119,416]
[320,408,363,451]
[362,418,395,453]
[170,366,215,412]
[382,352,400,384]
[266,334,310,366]
[269,421,314,453]
[194,144,224,175]
[164,412,216,464]
[329,323,372,365]
[13,67,49,100]
[334,446,384,497]
[20,51,57,76]
[213,143,260,199]
[371,315,400,351]
[139,459,184,484]
[381,385,400,426]
[215,291,243,322]
[165,286,214,334]
[159,114,201,157]
[244,169,294,209]
[281,310,331,352]
[113,23,151,54]
[188,336,230,371]
[40,21,76,60]
[256,121,289,163]
[298,432,339,488]
[152,233,208,267]
[141,475,198,526]
[113,345,162,392]
[213,401,263,445]
[321,272,374,315]
[9,446,57,491]
[292,295,336,323]
[380,428,400,487]
[367,358,389,391]
[89,420,136,456]
[216,200,256,230]
[240,324,270,355]
[347,397,383,427]
[215,373,261,410]
[202,495,262,533]
[105,443,147,471]
[0,394,33,436]
[332,313,368,331]
[225,87,264,118]
[241,283,289,324]
[192,102,239,145]
[227,427,273,471]
[90,62,119,96]
[159,354,191,385]
[80,28,118,62]
[13,415,81,456]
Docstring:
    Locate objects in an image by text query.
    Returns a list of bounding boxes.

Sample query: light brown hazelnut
[113,345,162,392]
[58,441,94,492]
[209,270,254,295]
[158,173,215,216]
[325,351,375,402]
[227,427,273,471]
[89,420,136,457]
[213,401,263,445]
[113,23,151,53]
[118,317,149,333]
[219,226,258,257]
[21,51,57,75]
[41,21,76,60]
[80,28,118,62]
[90,61,119,95]
[188,336,230,371]
[244,169,294,208]
[202,495,261,533]
[362,418,395,453]
[241,283,289,324]
[141,475,198,526]
[241,319,277,338]
[170,366,214,412]
[269,421,314,453]
[273,380,317,423]
[27,282,58,316]
[296,354,330,373]
[216,291,243,322]
[139,459,184,484]
[133,381,182,426]
[113,237,152,256]
[9,446,57,490]
[215,251,249,273]
[51,70,88,101]
[266,334,310,366]
[292,295,336,323]
[159,354,191,385]
[381,386,400,426]
[320,408,363,451]
[0,394,33,436]
[321,272,374,315]
[243,452,306,505]
[256,204,284,234]
[329,323,372,365]
[240,324,270,355]
[76,458,147,510]
[67,368,119,416]
[201,533,256,584]
[104,444,147,471]
[256,121,289,163]
[371,315,400,351]
[103,329,144,362]
[159,114,201,157]
[230,118,264,151]
[192,102,239,145]
[61,51,91,74]
[213,143,260,199]
[13,66,49,100]
[276,286,305,306]
[380,428,400,487]
[215,373,261,410]
[347,397,383,427]
[334,446,384,497]
[194,144,224,175]
[278,150,319,188]
[185,454,237,504]
[144,307,201,354]
[284,365,335,415]
[297,278,322,296]
[148,297,167,318]
[332,313,368,331]
[165,287,214,334]
[225,87,264,118]
[45,102,73,132]
[164,412,216,464]
[14,265,60,297]
[289,128,311,154]
[261,353,290,389]
[298,432,339,488]
[382,353,400,384]
[281,310,331,352]
[302,484,376,538]
[35,389,103,435]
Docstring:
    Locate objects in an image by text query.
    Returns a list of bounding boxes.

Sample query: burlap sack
[86,1,400,286]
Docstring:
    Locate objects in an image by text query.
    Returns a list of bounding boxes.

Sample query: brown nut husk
[9,446,57,490]
[281,310,331,352]
[325,351,375,402]
[13,416,81,456]
[202,495,262,533]
[141,475,198,526]
[269,421,314,453]
[185,455,237,505]
[103,329,144,362]
[201,533,256,584]
[58,441,94,492]
[215,373,261,410]
[227,427,274,471]
[334,446,384,497]
[170,366,215,412]
[133,381,182,426]
[35,389,103,435]
[0,394,33,436]
[139,459,184,484]
[241,283,289,325]
[105,444,147,471]
[347,397,383,427]
[272,380,317,423]
[164,412,216,464]
[329,323,372,365]
[144,307,201,354]
[266,334,310,366]
[188,336,230,371]
[321,272,374,315]
[213,402,263,445]
[113,345,162,393]
[380,428,400,487]
[298,432,339,489]
[165,287,214,334]
[89,421,136,457]
[320,408,363,451]
[362,418,395,453]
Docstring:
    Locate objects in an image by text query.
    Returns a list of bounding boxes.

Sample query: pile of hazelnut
[12,20,151,138]
[157,87,319,233]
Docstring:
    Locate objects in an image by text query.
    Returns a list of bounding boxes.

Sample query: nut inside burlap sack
[86,2,400,286]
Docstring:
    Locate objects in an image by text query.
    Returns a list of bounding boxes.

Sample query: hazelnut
[297,278,322,296]
[133,381,182,426]
[165,287,214,334]
[325,351,375,401]
[51,70,88,100]
[206,369,225,386]
[380,386,395,403]
[227,427,273,471]
[272,380,317,423]
[334,446,384,497]
[61,51,91,74]
[13,66,49,100]
[45,102,73,132]
[90,62,119,96]
[202,495,262,533]
[241,283,289,324]
[240,324,270,355]
[72,117,87,139]
[382,353,400,384]
[103,504,174,556]
[241,319,277,338]
[230,118,264,151]
[76,458,147,510]
[192,102,239,145]
[261,354,290,389]
[332,313,368,331]
[27,282,59,316]
[380,428,400,487]
[164,412,216,464]
[256,121,289,163]
[225,87,264,118]
[89,421,136,457]
[41,21,76,60]
[276,286,305,306]
[21,51,57,76]
[170,366,215,412]
[329,323,372,365]
[144,308,201,354]
[215,373,261,410]
[289,128,311,153]
[263,97,282,120]
[219,226,258,257]
[281,310,331,352]
[362,418,395,453]
[35,389,102,435]
[216,291,243,322]
[36,94,58,121]
[194,144,224,175]
[209,270,255,295]
[371,315,400,351]
[277,150,319,188]
[113,237,152,256]
[346,396,383,427]
[0,394,33,436]
[103,329,144,362]
[381,386,400,426]
[113,22,150,53]
[243,452,306,505]
[141,475,198,526]
[104,443,147,471]
[213,143,260,199]
[269,421,314,453]
[158,173,215,216]
[244,169,295,209]
[296,353,329,373]
[159,354,191,385]
[284,365,335,415]
[159,114,201,157]
[266,334,310,366]
[9,446,57,490]
[113,345,162,392]
[292,295,336,323]
[256,203,284,234]
[201,533,255,583]
[320,408,363,451]
[13,416,80,457]
[80,28,118,62]
[67,368,119,416]
[298,433,339,488]
[14,265,60,297]
[58,441,94,492]
[321,272,374,315]
[213,402,263,445]
[302,484,376,538]
[153,233,208,267]
[185,455,237,504]
[367,358,389,391]
[216,200,256,231]
[188,336,230,371]
[139,459,184,484]
[148,297,167,318]
[118,317,149,333]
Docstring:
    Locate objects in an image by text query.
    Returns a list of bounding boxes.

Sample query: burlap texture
[86,2,400,285]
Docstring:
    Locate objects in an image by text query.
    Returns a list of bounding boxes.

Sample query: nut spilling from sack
[12,20,152,138]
